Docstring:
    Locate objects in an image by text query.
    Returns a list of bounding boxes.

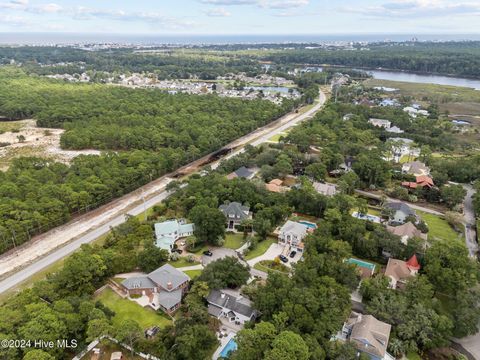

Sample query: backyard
[96,288,172,330]
[417,211,463,242]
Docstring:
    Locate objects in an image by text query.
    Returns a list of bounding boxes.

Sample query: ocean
[0,33,479,45]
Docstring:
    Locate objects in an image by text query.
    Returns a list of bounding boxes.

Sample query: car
[203,250,213,256]
[289,251,297,258]
[278,255,288,263]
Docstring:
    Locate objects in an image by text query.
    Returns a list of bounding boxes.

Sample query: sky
[0,0,479,35]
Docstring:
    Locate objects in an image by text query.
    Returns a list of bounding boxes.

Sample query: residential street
[0,91,327,295]
[462,184,478,258]
[355,190,444,216]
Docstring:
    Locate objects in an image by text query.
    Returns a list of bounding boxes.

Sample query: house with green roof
[154,219,194,252]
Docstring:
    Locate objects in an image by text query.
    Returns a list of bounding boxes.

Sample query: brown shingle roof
[350,314,391,358]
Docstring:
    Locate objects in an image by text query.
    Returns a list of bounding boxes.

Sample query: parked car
[289,251,297,258]
[279,255,288,263]
[203,250,213,256]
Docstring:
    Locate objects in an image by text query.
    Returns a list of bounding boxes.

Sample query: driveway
[246,243,285,267]
[202,248,239,266]
[455,332,480,360]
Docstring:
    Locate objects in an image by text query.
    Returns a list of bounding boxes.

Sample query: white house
[369,118,391,129]
[278,220,310,251]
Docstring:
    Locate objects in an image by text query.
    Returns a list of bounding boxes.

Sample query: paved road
[355,190,444,216]
[462,184,478,258]
[0,91,326,295]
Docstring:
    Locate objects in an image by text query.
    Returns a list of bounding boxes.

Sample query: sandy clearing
[0,119,100,170]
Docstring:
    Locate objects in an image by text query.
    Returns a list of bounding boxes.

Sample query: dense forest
[265,42,480,78]
[0,68,297,254]
[0,68,294,151]
[0,47,261,79]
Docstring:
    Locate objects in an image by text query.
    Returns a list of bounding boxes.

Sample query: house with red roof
[402,175,434,190]
[384,255,420,289]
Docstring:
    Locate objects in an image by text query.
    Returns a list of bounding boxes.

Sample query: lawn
[406,351,422,360]
[184,269,202,279]
[168,257,200,268]
[417,211,462,242]
[96,288,172,329]
[253,260,289,274]
[224,233,247,249]
[244,236,276,260]
[268,132,287,142]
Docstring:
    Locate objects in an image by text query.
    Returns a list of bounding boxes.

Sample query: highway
[0,90,327,296]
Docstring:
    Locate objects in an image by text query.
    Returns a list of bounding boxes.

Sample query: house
[226,166,255,180]
[339,312,393,360]
[154,219,194,252]
[379,99,399,107]
[402,175,434,190]
[219,202,251,230]
[384,202,416,224]
[313,182,337,196]
[207,289,258,326]
[278,220,310,252]
[266,178,287,193]
[110,352,123,360]
[120,264,190,314]
[369,118,391,129]
[386,222,427,245]
[384,255,421,289]
[402,161,430,177]
[385,126,404,134]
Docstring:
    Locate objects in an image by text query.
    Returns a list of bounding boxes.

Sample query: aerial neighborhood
[0,33,479,360]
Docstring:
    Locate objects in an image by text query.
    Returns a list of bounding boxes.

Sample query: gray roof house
[313,182,338,196]
[227,166,255,180]
[402,161,430,177]
[120,264,190,314]
[207,289,258,326]
[385,202,416,225]
[219,202,251,230]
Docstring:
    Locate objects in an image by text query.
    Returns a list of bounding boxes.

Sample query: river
[367,70,480,90]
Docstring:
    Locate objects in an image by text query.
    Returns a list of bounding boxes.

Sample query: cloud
[199,0,309,8]
[0,14,29,26]
[71,7,196,29]
[259,0,309,9]
[204,7,231,16]
[27,3,62,13]
[199,0,256,4]
[344,0,480,18]
[0,0,28,10]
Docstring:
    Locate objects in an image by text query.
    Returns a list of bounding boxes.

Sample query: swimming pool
[298,220,317,229]
[219,338,238,358]
[347,258,376,271]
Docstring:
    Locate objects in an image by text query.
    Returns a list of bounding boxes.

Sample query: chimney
[167,282,173,290]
